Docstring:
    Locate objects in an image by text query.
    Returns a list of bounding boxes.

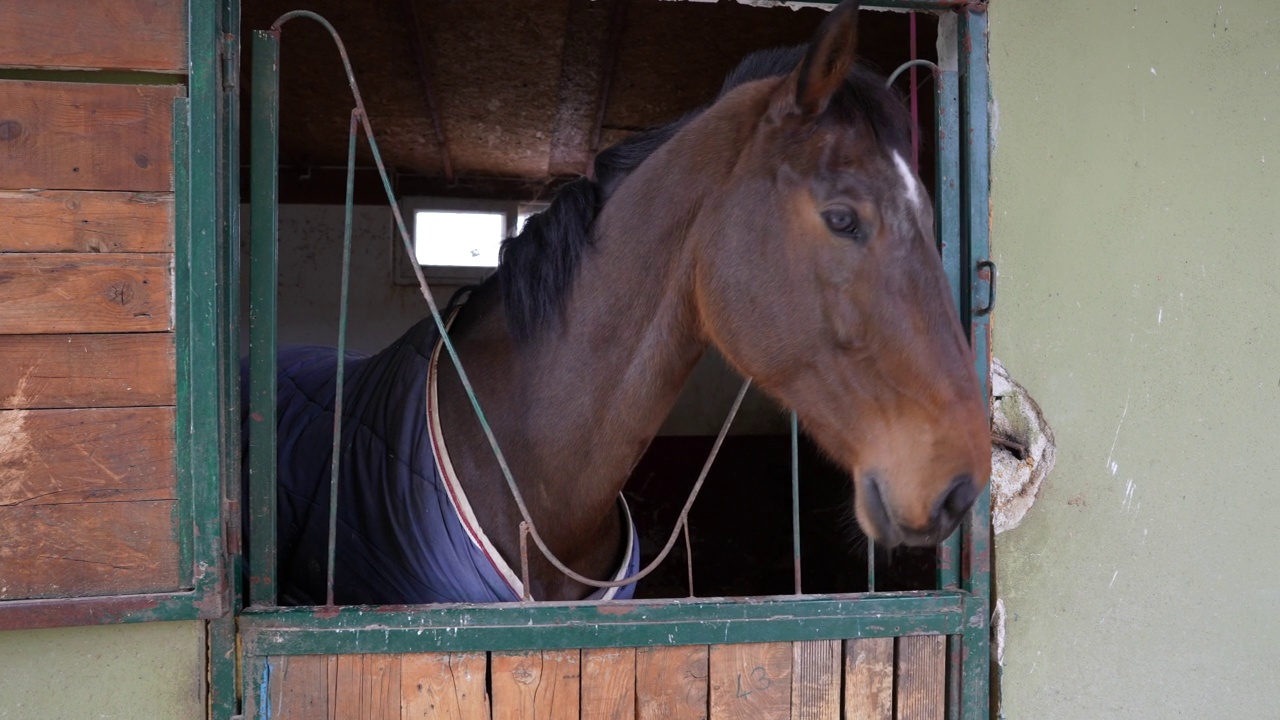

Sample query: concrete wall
[0,621,204,719]
[988,1,1278,717]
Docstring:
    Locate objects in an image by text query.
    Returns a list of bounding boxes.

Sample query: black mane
[494,45,911,343]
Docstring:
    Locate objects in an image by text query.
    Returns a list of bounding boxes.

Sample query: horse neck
[435,156,720,600]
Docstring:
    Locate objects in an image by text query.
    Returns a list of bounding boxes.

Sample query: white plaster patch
[892,150,922,210]
[992,598,1006,667]
[990,358,1057,535]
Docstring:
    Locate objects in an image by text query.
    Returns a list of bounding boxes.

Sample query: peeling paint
[992,597,1006,667]
[0,370,33,499]
[989,358,1056,535]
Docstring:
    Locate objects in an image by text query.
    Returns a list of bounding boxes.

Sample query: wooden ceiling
[240,0,935,200]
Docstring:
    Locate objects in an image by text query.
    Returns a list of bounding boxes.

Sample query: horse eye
[821,207,862,240]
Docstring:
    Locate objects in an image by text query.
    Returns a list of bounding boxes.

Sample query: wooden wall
[260,637,947,719]
[0,0,188,600]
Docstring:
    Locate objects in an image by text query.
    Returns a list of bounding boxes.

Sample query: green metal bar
[240,592,972,656]
[0,592,208,631]
[187,0,228,611]
[248,30,282,608]
[172,96,194,588]
[867,539,875,592]
[211,0,244,716]
[0,69,187,84]
[326,110,360,607]
[959,8,992,720]
[790,412,802,595]
[936,64,962,593]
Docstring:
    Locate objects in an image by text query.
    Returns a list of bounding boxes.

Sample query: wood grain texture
[895,635,946,720]
[709,642,792,720]
[636,645,709,720]
[0,499,179,599]
[0,191,174,253]
[0,406,174,506]
[332,654,365,719]
[402,652,489,720]
[791,640,840,720]
[582,647,636,720]
[491,651,581,720]
[0,81,180,192]
[0,0,186,72]
[269,655,331,720]
[0,334,176,410]
[362,654,402,720]
[0,253,173,333]
[844,638,894,720]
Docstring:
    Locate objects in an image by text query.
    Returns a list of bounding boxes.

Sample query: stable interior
[239,0,942,599]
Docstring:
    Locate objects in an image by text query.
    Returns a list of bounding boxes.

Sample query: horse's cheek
[820,279,864,350]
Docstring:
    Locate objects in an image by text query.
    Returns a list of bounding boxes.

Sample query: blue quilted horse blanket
[241,315,639,605]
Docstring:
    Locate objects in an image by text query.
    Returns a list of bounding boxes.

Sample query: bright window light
[413,210,505,267]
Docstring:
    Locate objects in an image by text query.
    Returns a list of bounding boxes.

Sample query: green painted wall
[988,1,1278,717]
[0,621,204,719]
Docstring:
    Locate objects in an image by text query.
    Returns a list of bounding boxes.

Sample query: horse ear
[789,0,861,117]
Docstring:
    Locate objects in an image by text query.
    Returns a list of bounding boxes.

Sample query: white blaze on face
[892,150,923,210]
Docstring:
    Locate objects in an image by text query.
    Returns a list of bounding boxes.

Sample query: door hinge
[220,32,239,93]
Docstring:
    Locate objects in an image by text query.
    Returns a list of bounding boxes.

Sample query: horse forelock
[494,44,910,344]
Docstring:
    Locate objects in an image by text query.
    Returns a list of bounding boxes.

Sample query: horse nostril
[860,473,897,544]
[934,473,977,529]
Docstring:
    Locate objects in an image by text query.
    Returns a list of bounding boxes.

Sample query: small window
[413,210,505,268]
[393,198,549,285]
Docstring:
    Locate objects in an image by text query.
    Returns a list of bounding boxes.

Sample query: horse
[245,0,990,605]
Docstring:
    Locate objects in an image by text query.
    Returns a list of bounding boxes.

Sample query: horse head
[686,1,990,547]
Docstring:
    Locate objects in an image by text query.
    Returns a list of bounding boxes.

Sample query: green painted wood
[958,9,992,720]
[187,0,229,613]
[247,30,281,609]
[173,96,194,588]
[238,593,973,656]
[935,66,962,595]
[0,69,186,84]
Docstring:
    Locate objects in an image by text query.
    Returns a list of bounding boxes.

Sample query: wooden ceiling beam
[546,0,630,179]
[402,0,455,183]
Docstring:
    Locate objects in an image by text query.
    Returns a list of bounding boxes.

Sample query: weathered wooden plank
[0,406,174,506]
[844,638,894,720]
[269,655,330,720]
[0,334,176,410]
[0,81,180,192]
[636,645,708,720]
[0,191,174,253]
[362,654,402,720]
[582,647,636,720]
[791,640,840,720]
[709,642,792,720]
[332,655,364,720]
[0,254,173,334]
[895,635,946,720]
[0,499,179,599]
[491,650,580,720]
[402,652,489,720]
[0,0,186,73]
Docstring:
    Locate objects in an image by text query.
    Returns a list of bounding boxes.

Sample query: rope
[886,58,939,89]
[273,11,750,595]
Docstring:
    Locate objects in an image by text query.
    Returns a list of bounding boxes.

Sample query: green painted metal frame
[229,2,994,719]
[0,0,230,631]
